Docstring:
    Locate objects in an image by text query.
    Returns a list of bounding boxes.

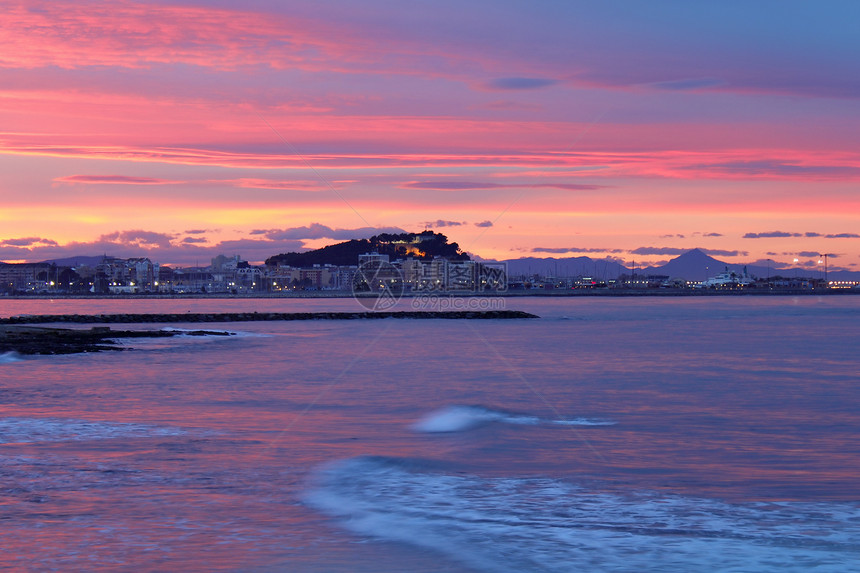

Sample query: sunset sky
[1,1,858,270]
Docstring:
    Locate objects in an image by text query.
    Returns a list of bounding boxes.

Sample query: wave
[164,327,274,341]
[0,417,185,444]
[411,405,615,433]
[0,351,24,364]
[306,456,860,573]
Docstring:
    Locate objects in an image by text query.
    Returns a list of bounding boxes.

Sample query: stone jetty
[0,310,538,325]
[0,311,537,355]
[0,325,232,355]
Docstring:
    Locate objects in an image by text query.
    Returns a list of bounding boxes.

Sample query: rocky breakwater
[0,311,537,355]
[0,325,233,355]
[0,310,539,325]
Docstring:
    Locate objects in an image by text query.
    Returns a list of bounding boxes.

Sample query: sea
[0,295,858,572]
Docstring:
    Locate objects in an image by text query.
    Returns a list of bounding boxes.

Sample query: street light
[819,253,834,286]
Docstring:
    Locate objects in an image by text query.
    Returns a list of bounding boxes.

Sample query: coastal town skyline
[2,2,859,270]
[3,242,856,296]
[0,225,855,277]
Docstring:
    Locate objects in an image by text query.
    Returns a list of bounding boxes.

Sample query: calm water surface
[1,296,858,571]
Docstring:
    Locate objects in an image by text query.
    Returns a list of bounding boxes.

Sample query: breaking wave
[411,405,615,433]
[0,351,24,364]
[306,456,860,573]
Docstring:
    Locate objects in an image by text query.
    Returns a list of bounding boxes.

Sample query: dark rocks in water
[0,326,233,356]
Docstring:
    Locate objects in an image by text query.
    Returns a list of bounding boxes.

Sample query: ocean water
[1,296,858,571]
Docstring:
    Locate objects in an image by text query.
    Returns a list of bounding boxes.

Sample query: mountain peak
[649,249,728,280]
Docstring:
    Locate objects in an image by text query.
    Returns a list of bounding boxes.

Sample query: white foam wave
[159,327,244,337]
[0,417,185,444]
[0,351,24,364]
[307,456,860,573]
[411,405,614,433]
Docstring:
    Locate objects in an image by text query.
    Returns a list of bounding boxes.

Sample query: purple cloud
[533,247,624,254]
[99,230,175,249]
[404,181,506,190]
[474,220,494,228]
[629,247,690,256]
[261,224,407,241]
[423,220,465,228]
[746,231,860,239]
[0,237,59,247]
[0,230,311,267]
[795,251,831,258]
[649,78,725,91]
[703,249,748,257]
[743,231,802,239]
[629,247,746,257]
[484,77,558,91]
[686,160,860,179]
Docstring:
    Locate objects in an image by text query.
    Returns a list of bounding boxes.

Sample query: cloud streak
[532,247,624,254]
[745,231,860,239]
[482,77,558,91]
[0,2,359,72]
[423,220,465,228]
[55,175,183,185]
[629,247,747,257]
[401,181,607,191]
[250,224,407,242]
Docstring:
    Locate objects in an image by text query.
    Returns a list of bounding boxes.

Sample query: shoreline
[1,288,857,301]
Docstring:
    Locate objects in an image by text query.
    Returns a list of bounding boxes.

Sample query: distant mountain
[502,256,628,279]
[642,249,729,281]
[39,255,108,267]
[265,231,469,267]
[498,248,859,282]
[642,248,847,281]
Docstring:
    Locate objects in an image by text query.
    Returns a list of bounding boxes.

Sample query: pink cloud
[0,2,356,72]
[401,181,607,191]
[216,179,333,191]
[55,175,184,185]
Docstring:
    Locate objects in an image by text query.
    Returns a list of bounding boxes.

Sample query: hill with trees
[264,231,469,267]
